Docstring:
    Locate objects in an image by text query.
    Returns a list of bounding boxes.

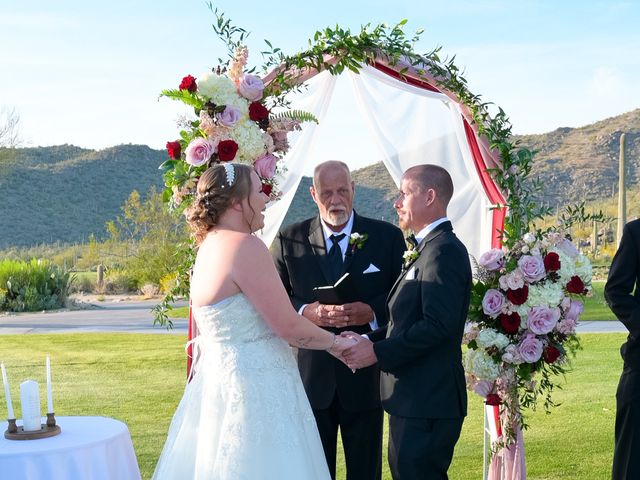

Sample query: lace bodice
[194,293,276,344]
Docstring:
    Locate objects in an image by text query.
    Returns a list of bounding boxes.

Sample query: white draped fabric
[258,66,494,261]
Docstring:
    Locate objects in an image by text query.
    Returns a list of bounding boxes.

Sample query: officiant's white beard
[324,208,350,227]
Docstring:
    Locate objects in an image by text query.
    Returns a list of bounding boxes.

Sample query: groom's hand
[341,332,377,369]
[303,302,349,328]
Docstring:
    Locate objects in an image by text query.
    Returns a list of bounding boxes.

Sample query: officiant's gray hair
[312,160,351,187]
[404,164,454,207]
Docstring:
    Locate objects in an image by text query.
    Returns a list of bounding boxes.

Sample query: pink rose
[254,153,277,179]
[238,74,264,101]
[518,255,546,282]
[564,299,584,322]
[556,317,577,335]
[527,306,561,335]
[482,289,505,318]
[184,137,215,167]
[479,249,505,271]
[517,334,543,363]
[216,105,241,127]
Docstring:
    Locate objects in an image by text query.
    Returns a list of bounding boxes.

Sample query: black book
[312,272,359,305]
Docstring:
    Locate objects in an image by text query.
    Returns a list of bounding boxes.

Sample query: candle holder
[4,414,61,440]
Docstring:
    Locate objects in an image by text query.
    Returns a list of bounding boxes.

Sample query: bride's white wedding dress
[152,292,330,479]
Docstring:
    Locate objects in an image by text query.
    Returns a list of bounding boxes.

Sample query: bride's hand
[327,335,358,372]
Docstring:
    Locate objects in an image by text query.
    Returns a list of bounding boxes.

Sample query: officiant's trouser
[612,368,640,480]
[314,392,383,480]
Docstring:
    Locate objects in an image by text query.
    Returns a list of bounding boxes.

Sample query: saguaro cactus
[617,133,627,246]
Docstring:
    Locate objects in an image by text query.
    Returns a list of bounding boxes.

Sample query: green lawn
[167,280,617,321]
[0,332,623,479]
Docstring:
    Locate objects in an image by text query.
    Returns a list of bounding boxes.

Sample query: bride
[152,163,353,479]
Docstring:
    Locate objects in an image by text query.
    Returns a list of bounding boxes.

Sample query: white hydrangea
[197,73,238,105]
[526,282,564,308]
[229,120,267,162]
[465,349,501,381]
[476,328,510,350]
[573,254,593,283]
[550,247,577,282]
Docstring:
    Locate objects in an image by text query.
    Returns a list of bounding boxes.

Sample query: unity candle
[1,362,15,419]
[20,380,41,432]
[46,356,53,414]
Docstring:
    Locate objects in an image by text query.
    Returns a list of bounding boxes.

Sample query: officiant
[272,160,405,480]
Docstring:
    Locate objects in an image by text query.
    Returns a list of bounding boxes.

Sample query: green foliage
[271,109,319,124]
[0,258,71,311]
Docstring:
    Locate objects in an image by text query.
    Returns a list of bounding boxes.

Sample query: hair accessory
[222,163,235,188]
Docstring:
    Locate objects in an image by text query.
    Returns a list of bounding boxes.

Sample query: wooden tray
[4,424,61,440]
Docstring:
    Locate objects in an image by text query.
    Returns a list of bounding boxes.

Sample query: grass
[0,332,623,479]
[166,280,617,321]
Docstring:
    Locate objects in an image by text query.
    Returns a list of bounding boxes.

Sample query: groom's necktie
[406,233,418,250]
[327,233,346,282]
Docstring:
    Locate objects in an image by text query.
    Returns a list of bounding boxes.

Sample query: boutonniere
[403,248,419,268]
[346,232,368,256]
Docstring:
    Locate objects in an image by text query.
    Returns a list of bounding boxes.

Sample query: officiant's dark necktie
[328,233,346,282]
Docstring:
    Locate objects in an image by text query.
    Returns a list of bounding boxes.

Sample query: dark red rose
[249,102,269,121]
[485,393,501,406]
[179,74,197,93]
[543,252,561,272]
[506,285,528,306]
[166,141,181,159]
[217,140,239,162]
[543,345,561,364]
[261,183,273,196]
[499,312,521,334]
[566,275,585,294]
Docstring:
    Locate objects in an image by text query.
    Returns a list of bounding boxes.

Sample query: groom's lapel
[308,217,333,285]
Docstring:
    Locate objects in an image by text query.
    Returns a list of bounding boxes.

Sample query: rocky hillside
[0,108,637,248]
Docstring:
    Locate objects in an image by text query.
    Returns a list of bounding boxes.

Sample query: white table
[0,416,141,480]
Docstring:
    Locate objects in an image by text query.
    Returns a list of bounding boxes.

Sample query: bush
[0,259,71,312]
[103,269,138,294]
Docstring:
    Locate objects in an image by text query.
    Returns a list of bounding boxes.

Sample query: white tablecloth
[0,416,141,480]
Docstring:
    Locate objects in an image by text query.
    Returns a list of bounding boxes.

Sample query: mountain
[0,108,638,248]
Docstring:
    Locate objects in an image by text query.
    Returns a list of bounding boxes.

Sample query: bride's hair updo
[186,163,254,244]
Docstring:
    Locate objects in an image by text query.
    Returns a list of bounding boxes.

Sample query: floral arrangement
[159,46,313,209]
[464,229,592,439]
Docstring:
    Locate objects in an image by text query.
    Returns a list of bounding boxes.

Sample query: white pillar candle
[1,363,15,419]
[46,356,53,413]
[20,380,41,432]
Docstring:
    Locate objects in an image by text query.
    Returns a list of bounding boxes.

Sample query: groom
[271,160,405,480]
[343,164,472,479]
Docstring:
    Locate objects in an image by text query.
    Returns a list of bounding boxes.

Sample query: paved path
[0,299,628,335]
[0,299,188,334]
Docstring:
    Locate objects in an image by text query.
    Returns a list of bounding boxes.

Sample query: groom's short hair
[405,164,454,207]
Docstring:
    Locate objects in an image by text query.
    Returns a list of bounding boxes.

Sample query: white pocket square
[405,266,417,280]
[362,263,381,274]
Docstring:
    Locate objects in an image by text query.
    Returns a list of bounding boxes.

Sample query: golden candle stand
[4,413,61,440]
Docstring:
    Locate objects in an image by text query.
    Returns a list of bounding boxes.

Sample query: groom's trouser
[612,368,640,480]
[313,392,383,480]
[388,415,463,480]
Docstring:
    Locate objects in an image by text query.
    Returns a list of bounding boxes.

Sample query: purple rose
[216,105,241,127]
[482,289,505,318]
[238,74,264,101]
[518,334,543,363]
[527,306,561,335]
[184,137,215,167]
[479,248,505,271]
[557,238,579,258]
[518,255,546,282]
[564,299,584,322]
[254,153,278,179]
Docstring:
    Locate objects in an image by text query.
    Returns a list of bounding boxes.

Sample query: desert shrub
[0,258,71,311]
[103,269,138,294]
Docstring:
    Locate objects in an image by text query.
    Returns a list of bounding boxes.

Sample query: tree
[0,107,22,148]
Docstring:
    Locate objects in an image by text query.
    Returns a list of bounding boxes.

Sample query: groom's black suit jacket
[370,221,471,419]
[272,212,405,410]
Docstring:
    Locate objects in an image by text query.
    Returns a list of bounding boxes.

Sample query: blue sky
[1,0,638,169]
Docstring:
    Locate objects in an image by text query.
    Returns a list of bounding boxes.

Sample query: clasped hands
[327,331,377,371]
[304,301,373,328]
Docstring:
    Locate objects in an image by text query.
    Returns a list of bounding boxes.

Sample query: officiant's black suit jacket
[370,221,471,419]
[272,212,405,410]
